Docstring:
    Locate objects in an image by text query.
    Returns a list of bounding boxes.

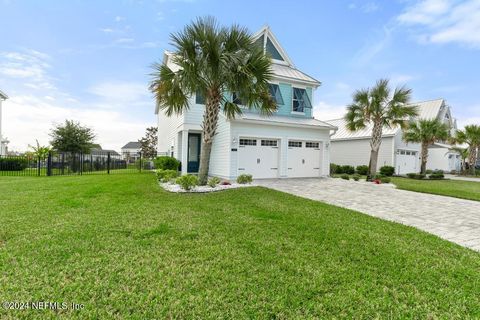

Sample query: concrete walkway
[256,178,480,252]
[445,174,480,182]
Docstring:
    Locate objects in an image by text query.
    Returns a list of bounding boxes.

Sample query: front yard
[0,174,479,318]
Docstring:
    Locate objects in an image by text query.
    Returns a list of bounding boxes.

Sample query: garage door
[396,149,418,174]
[237,138,279,179]
[287,141,321,178]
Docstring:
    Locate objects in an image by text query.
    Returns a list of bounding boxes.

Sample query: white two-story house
[0,89,9,156]
[156,26,336,180]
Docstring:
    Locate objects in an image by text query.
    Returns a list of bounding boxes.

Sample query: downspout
[327,127,338,177]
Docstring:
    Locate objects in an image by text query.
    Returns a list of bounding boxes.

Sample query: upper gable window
[292,88,312,113]
[232,92,243,105]
[254,35,264,49]
[195,90,205,105]
[266,37,284,61]
[268,84,284,105]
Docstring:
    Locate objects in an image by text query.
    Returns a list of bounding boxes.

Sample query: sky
[1,0,479,152]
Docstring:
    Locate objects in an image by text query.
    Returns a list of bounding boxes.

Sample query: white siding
[427,148,460,172]
[157,110,183,156]
[208,115,231,178]
[330,137,395,170]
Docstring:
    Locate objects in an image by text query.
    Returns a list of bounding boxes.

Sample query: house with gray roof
[0,89,9,156]
[121,141,142,163]
[327,99,461,174]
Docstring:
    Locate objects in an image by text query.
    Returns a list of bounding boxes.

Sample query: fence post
[139,152,142,173]
[37,156,41,176]
[47,151,52,176]
[80,152,83,175]
[107,152,111,174]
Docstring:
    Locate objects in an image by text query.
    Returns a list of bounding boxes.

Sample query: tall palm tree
[454,125,480,175]
[150,17,276,185]
[345,79,418,177]
[403,119,449,174]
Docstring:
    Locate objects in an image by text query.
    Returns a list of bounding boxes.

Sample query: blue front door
[187,133,201,173]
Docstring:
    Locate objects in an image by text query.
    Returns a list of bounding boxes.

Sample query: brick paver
[256,178,480,252]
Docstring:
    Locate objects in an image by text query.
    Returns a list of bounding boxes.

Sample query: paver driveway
[256,178,480,252]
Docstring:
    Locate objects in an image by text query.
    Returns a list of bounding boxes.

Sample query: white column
[280,137,288,177]
[181,130,188,175]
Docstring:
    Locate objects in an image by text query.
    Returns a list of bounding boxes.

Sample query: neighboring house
[327,98,461,174]
[121,141,142,162]
[156,26,336,179]
[0,89,9,156]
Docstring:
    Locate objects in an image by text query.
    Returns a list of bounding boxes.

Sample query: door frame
[187,133,201,173]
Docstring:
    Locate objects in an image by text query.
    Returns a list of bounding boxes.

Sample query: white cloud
[88,81,150,104]
[312,101,347,121]
[362,2,379,13]
[100,28,115,33]
[397,0,480,47]
[115,16,125,22]
[115,38,135,43]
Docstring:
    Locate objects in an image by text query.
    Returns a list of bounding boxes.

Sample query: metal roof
[235,112,336,129]
[0,89,8,100]
[121,141,141,149]
[271,63,320,86]
[328,118,399,141]
[411,98,445,120]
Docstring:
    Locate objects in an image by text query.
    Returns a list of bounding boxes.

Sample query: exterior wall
[427,148,461,172]
[0,99,3,155]
[229,121,331,179]
[330,137,395,170]
[208,115,231,178]
[157,108,183,156]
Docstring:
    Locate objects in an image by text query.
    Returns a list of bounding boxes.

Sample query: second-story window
[292,87,312,113]
[195,90,205,105]
[232,92,243,105]
[268,84,284,105]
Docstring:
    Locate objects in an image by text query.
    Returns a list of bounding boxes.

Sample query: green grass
[0,174,479,319]
[391,177,480,201]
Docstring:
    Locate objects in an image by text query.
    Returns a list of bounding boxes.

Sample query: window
[195,90,205,105]
[254,35,264,48]
[288,141,302,148]
[266,37,284,61]
[292,88,312,113]
[400,150,405,155]
[268,84,284,105]
[306,142,319,148]
[239,139,256,146]
[261,140,277,147]
[232,92,243,105]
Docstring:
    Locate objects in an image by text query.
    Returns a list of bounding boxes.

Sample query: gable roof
[411,98,445,120]
[121,141,141,149]
[0,89,8,100]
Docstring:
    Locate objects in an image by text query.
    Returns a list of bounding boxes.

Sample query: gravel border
[159,181,256,193]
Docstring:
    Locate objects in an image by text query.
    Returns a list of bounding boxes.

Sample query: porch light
[232,137,237,144]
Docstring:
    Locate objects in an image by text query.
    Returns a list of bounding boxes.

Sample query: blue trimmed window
[266,37,284,61]
[292,88,312,113]
[268,84,284,105]
[195,90,205,105]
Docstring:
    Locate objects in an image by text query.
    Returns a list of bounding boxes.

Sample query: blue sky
[1,0,479,151]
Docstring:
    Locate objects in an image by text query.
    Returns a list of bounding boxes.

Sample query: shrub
[330,163,339,174]
[154,156,180,171]
[0,157,28,171]
[380,177,391,183]
[426,169,433,174]
[429,173,444,180]
[176,175,199,191]
[340,165,355,175]
[352,174,361,181]
[340,174,350,180]
[207,176,221,188]
[156,169,178,182]
[379,165,395,176]
[407,173,425,180]
[432,170,444,175]
[355,165,369,175]
[236,174,253,184]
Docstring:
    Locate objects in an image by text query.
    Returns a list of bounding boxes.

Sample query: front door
[187,133,201,173]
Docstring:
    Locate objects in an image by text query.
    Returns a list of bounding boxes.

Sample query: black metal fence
[0,151,153,177]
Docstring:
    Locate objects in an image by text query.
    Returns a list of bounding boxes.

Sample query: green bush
[154,156,180,171]
[380,177,391,183]
[355,165,369,175]
[236,174,253,184]
[407,173,426,180]
[425,169,433,174]
[176,175,199,191]
[340,165,355,175]
[156,169,178,182]
[330,163,339,174]
[340,174,350,180]
[379,165,395,176]
[429,173,445,180]
[0,157,28,171]
[207,176,221,188]
[352,174,361,181]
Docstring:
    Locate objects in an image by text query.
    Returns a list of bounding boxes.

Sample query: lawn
[391,177,480,201]
[0,174,479,319]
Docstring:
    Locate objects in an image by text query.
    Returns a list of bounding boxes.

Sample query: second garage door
[237,138,279,179]
[287,140,321,177]
[395,149,418,174]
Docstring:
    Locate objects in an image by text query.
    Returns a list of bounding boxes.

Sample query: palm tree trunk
[468,145,477,175]
[198,88,221,185]
[420,142,429,174]
[368,121,383,177]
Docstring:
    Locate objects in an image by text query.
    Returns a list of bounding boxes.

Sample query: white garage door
[237,138,279,179]
[396,149,418,174]
[287,141,321,178]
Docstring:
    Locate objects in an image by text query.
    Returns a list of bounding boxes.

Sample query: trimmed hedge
[154,156,180,171]
[0,157,28,171]
[355,165,369,175]
[379,165,395,177]
[429,173,445,180]
[407,173,426,180]
[237,174,253,184]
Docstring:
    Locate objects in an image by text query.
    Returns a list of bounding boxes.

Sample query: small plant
[340,174,350,180]
[156,169,178,182]
[330,163,339,174]
[429,173,445,180]
[355,165,369,175]
[407,173,425,180]
[352,174,360,181]
[236,174,253,184]
[425,169,433,174]
[379,165,395,176]
[207,176,221,188]
[340,165,355,175]
[176,175,199,191]
[380,177,391,183]
[154,156,180,171]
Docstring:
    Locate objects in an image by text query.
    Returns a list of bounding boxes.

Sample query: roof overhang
[0,89,8,100]
[331,134,396,142]
[232,114,336,130]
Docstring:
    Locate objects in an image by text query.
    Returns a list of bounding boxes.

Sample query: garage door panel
[238,138,279,179]
[396,149,418,174]
[287,141,321,178]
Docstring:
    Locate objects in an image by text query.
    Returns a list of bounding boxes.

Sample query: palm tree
[150,17,276,185]
[403,119,449,174]
[454,125,480,175]
[450,146,469,172]
[345,79,418,177]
